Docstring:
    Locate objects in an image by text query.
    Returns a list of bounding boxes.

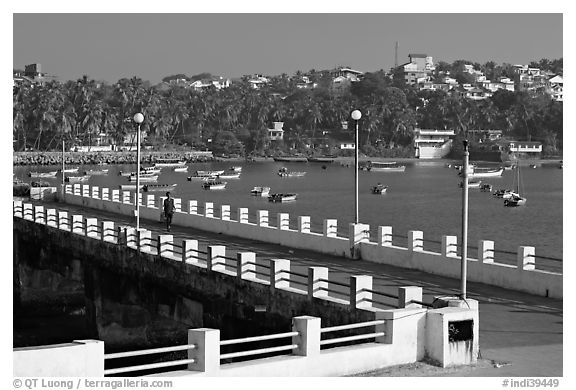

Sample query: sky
[12,10,564,85]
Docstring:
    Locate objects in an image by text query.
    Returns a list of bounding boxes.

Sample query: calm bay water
[14,159,563,262]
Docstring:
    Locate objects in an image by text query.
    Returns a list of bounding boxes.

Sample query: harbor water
[13,159,563,266]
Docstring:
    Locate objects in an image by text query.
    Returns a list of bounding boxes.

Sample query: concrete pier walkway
[22,200,563,377]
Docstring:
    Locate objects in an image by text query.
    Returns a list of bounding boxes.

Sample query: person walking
[163,192,175,232]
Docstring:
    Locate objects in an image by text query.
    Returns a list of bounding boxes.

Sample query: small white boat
[196,170,225,177]
[28,171,58,178]
[278,167,306,177]
[229,166,242,173]
[268,193,298,202]
[143,183,178,192]
[468,167,504,178]
[459,180,482,188]
[153,159,186,167]
[118,171,134,177]
[218,172,241,179]
[202,180,227,190]
[371,184,388,194]
[128,175,158,182]
[61,167,79,173]
[174,166,188,173]
[367,161,406,172]
[65,175,90,183]
[141,166,162,174]
[504,163,527,207]
[493,189,519,199]
[251,186,271,197]
[84,169,109,176]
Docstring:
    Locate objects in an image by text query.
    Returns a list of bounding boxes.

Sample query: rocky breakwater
[13,151,214,166]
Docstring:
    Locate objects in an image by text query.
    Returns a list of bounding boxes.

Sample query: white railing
[104,344,197,375]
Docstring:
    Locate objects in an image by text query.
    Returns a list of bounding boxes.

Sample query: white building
[268,122,285,141]
[413,129,455,159]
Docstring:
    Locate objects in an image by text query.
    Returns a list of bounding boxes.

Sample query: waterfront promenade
[24,199,563,377]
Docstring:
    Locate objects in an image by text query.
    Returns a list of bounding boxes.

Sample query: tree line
[13,58,563,157]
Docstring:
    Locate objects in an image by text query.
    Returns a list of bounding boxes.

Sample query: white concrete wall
[61,186,562,298]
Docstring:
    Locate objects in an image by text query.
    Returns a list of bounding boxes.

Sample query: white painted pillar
[46,209,57,227]
[122,191,132,204]
[442,235,458,258]
[82,184,90,197]
[111,189,120,202]
[182,239,199,266]
[518,246,536,271]
[146,194,155,208]
[187,329,220,373]
[298,216,311,233]
[205,202,214,218]
[72,215,84,234]
[100,221,115,242]
[307,267,328,300]
[124,227,137,248]
[478,240,494,264]
[350,275,372,310]
[270,259,290,290]
[207,245,226,272]
[237,252,256,280]
[64,184,73,194]
[221,205,231,221]
[34,205,45,224]
[349,223,370,245]
[323,219,338,237]
[23,203,33,220]
[188,200,198,214]
[13,200,23,218]
[157,235,173,257]
[378,226,393,246]
[84,218,98,238]
[91,186,99,198]
[101,187,109,201]
[398,286,423,308]
[291,316,321,357]
[408,230,424,252]
[137,229,152,252]
[257,210,269,227]
[238,207,249,223]
[277,213,290,230]
[73,184,81,195]
[173,198,182,212]
[57,211,69,230]
[135,192,143,207]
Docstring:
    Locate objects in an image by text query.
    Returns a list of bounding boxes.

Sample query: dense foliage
[13,59,562,157]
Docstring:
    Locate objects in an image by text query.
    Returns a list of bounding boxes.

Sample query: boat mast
[62,140,65,189]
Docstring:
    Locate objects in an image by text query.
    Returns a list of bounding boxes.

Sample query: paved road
[24,200,563,377]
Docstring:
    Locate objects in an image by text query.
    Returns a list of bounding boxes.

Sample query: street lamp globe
[133,113,144,124]
[351,110,362,121]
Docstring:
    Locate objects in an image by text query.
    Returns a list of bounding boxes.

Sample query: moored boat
[459,179,482,188]
[251,186,271,197]
[273,156,308,162]
[493,189,519,199]
[84,169,109,176]
[143,183,178,192]
[218,172,241,179]
[367,161,406,172]
[307,156,335,163]
[174,166,188,173]
[468,167,504,178]
[278,167,306,177]
[128,175,158,182]
[268,193,298,202]
[229,166,242,173]
[504,163,527,207]
[196,170,225,177]
[60,167,79,173]
[480,184,493,192]
[153,158,186,167]
[28,171,58,178]
[371,184,388,194]
[65,175,90,183]
[141,166,162,174]
[202,180,227,190]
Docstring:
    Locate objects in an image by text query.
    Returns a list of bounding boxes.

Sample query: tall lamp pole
[351,110,362,224]
[133,113,144,231]
[460,140,469,300]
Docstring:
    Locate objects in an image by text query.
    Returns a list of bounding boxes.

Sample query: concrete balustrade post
[111,189,120,202]
[23,203,34,220]
[182,239,199,267]
[238,207,249,223]
[101,187,109,201]
[135,192,143,207]
[122,191,132,204]
[46,209,57,227]
[173,198,182,212]
[408,230,424,252]
[57,211,69,230]
[478,240,495,264]
[398,286,423,308]
[188,200,198,214]
[350,275,373,310]
[137,229,152,253]
[349,223,370,259]
[82,184,90,197]
[34,205,45,224]
[84,218,98,238]
[323,219,338,237]
[157,235,174,258]
[207,245,226,272]
[298,216,311,233]
[205,202,214,218]
[187,328,220,373]
[124,227,137,248]
[221,205,231,221]
[307,267,329,300]
[291,316,321,357]
[73,184,81,195]
[146,194,155,208]
[72,215,84,234]
[100,221,115,242]
[13,200,23,218]
[257,210,268,227]
[237,252,256,280]
[518,246,536,271]
[277,213,290,230]
[91,186,99,198]
[270,259,290,290]
[378,226,393,246]
[64,184,73,194]
[442,235,458,258]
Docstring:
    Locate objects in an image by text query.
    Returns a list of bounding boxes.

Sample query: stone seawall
[13,151,214,166]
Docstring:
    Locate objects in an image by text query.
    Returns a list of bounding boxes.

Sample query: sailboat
[504,163,527,207]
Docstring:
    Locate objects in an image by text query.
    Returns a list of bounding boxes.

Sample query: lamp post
[351,110,362,224]
[133,113,144,231]
[460,140,469,300]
